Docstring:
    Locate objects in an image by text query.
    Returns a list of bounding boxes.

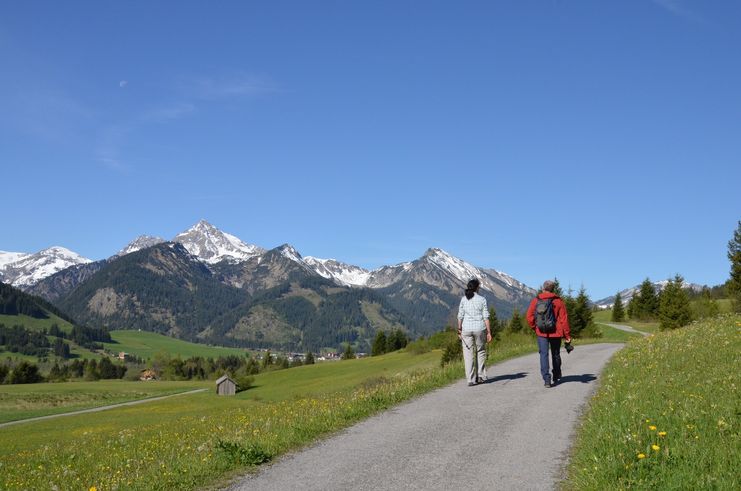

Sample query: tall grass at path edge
[564,314,740,490]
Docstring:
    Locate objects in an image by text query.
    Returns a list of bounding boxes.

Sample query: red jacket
[526,292,571,339]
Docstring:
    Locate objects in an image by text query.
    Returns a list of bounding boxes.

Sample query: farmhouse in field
[215,374,237,396]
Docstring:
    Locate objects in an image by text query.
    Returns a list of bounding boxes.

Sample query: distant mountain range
[593,279,705,309]
[2,220,535,351]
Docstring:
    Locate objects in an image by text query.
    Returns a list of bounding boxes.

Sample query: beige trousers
[461,330,487,383]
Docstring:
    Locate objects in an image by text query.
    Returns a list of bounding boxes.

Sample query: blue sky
[1,1,739,299]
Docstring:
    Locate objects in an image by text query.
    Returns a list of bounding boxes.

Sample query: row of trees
[611,275,702,330]
[371,329,410,356]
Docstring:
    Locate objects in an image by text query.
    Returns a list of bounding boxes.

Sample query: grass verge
[564,314,740,490]
[0,380,208,423]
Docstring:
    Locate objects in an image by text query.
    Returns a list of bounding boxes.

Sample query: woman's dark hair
[465,279,480,300]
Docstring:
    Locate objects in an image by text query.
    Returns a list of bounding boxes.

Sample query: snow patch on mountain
[0,251,30,270]
[173,219,265,264]
[116,235,166,256]
[304,256,372,287]
[0,246,91,288]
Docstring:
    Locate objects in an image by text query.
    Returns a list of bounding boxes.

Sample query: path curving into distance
[601,322,651,337]
[225,343,623,491]
[0,388,207,429]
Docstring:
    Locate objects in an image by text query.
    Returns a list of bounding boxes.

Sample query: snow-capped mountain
[0,251,30,269]
[172,219,265,264]
[115,235,166,256]
[368,247,536,301]
[303,257,372,287]
[0,246,91,288]
[595,279,705,308]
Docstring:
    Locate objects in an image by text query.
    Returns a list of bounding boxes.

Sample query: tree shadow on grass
[482,372,528,384]
[557,373,596,384]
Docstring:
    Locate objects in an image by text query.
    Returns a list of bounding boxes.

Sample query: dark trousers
[537,336,562,384]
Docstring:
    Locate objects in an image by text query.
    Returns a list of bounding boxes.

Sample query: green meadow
[0,380,208,423]
[104,330,251,360]
[0,331,548,491]
[565,314,740,490]
[0,313,75,333]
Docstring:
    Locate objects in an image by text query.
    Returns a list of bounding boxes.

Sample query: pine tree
[626,296,635,319]
[304,351,315,365]
[728,220,741,312]
[611,292,625,322]
[261,350,272,369]
[634,278,659,320]
[488,307,501,337]
[371,331,387,356]
[570,286,596,338]
[341,343,355,360]
[659,274,693,330]
[509,309,523,332]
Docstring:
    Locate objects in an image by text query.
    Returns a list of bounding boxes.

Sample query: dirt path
[601,322,651,337]
[0,388,207,428]
[225,343,623,491]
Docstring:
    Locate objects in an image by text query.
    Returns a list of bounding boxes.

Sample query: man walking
[526,280,571,387]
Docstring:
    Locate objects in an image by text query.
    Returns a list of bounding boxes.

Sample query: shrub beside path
[226,343,623,491]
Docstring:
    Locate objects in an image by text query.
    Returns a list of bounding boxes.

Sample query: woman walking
[457,279,493,386]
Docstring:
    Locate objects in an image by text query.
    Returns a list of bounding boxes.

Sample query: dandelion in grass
[648,425,657,431]
[652,444,660,451]
[658,431,667,437]
[637,453,646,459]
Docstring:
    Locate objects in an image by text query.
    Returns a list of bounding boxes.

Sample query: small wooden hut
[215,374,237,396]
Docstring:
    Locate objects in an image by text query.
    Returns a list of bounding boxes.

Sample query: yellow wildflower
[648,425,657,431]
[637,453,646,459]
[652,444,660,451]
[658,431,667,437]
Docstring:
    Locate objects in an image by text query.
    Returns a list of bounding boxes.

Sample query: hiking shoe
[468,382,476,387]
[477,377,485,384]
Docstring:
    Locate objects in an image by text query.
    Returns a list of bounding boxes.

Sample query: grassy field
[565,314,740,490]
[0,313,75,333]
[0,380,208,423]
[104,330,251,360]
[0,331,548,491]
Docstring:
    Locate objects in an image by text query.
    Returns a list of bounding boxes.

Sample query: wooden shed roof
[216,374,235,385]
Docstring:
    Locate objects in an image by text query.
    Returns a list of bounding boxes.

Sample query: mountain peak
[116,235,166,257]
[276,244,303,263]
[0,246,91,288]
[173,220,265,264]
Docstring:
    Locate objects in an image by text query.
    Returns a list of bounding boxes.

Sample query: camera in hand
[565,342,574,354]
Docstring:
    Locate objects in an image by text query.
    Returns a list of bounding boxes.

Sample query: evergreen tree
[386,329,408,352]
[633,278,659,320]
[9,361,43,384]
[83,360,100,381]
[570,286,596,338]
[261,350,272,369]
[371,330,387,356]
[728,220,741,312]
[552,278,564,297]
[341,343,355,360]
[509,309,524,332]
[659,274,693,330]
[626,296,635,319]
[611,292,625,322]
[304,351,315,365]
[488,307,502,337]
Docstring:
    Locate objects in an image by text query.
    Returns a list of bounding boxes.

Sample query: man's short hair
[542,280,556,292]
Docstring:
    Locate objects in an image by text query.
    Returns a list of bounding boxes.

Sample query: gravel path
[601,322,651,337]
[225,343,623,491]
[0,388,207,428]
